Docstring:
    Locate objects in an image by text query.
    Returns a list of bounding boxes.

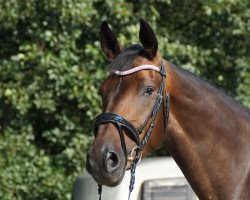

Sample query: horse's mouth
[92,170,125,187]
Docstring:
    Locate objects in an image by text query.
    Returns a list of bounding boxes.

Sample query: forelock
[108,44,144,73]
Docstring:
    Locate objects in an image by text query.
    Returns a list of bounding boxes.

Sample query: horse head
[86,19,168,187]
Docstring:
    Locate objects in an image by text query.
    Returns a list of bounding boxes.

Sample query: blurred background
[0,0,249,199]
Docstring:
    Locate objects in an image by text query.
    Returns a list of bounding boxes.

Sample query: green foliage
[0,0,249,199]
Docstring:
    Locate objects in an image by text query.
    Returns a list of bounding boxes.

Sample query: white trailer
[73,157,198,200]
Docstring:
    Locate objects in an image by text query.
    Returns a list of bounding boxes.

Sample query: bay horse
[86,19,250,200]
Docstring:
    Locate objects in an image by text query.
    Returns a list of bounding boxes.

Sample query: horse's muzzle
[86,148,125,187]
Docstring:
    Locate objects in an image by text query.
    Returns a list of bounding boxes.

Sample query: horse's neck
[164,62,250,200]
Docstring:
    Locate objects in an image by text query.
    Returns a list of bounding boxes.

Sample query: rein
[92,60,170,200]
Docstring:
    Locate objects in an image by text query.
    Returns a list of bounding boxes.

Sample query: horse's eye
[143,87,154,96]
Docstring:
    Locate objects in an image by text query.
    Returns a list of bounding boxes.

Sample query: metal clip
[127,146,142,165]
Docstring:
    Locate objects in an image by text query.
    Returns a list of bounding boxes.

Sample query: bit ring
[127,146,142,165]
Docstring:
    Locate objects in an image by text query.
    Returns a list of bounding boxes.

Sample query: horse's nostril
[105,150,120,173]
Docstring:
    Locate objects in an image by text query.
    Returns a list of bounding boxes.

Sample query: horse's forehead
[100,72,159,109]
[100,56,160,96]
[100,72,143,94]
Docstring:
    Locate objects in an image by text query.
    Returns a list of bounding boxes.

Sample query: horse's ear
[100,21,121,60]
[139,19,158,59]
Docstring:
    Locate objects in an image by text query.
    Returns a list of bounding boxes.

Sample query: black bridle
[92,61,170,200]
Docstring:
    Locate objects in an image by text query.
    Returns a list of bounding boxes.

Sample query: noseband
[92,60,170,200]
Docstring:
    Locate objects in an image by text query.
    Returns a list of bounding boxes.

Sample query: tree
[0,0,249,199]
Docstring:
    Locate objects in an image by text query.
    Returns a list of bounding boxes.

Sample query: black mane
[108,44,144,72]
[171,63,250,115]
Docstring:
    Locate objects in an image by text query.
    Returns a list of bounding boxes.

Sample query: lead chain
[98,184,102,200]
[128,153,139,200]
[138,123,153,150]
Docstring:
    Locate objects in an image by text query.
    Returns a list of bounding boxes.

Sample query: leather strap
[93,113,139,146]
